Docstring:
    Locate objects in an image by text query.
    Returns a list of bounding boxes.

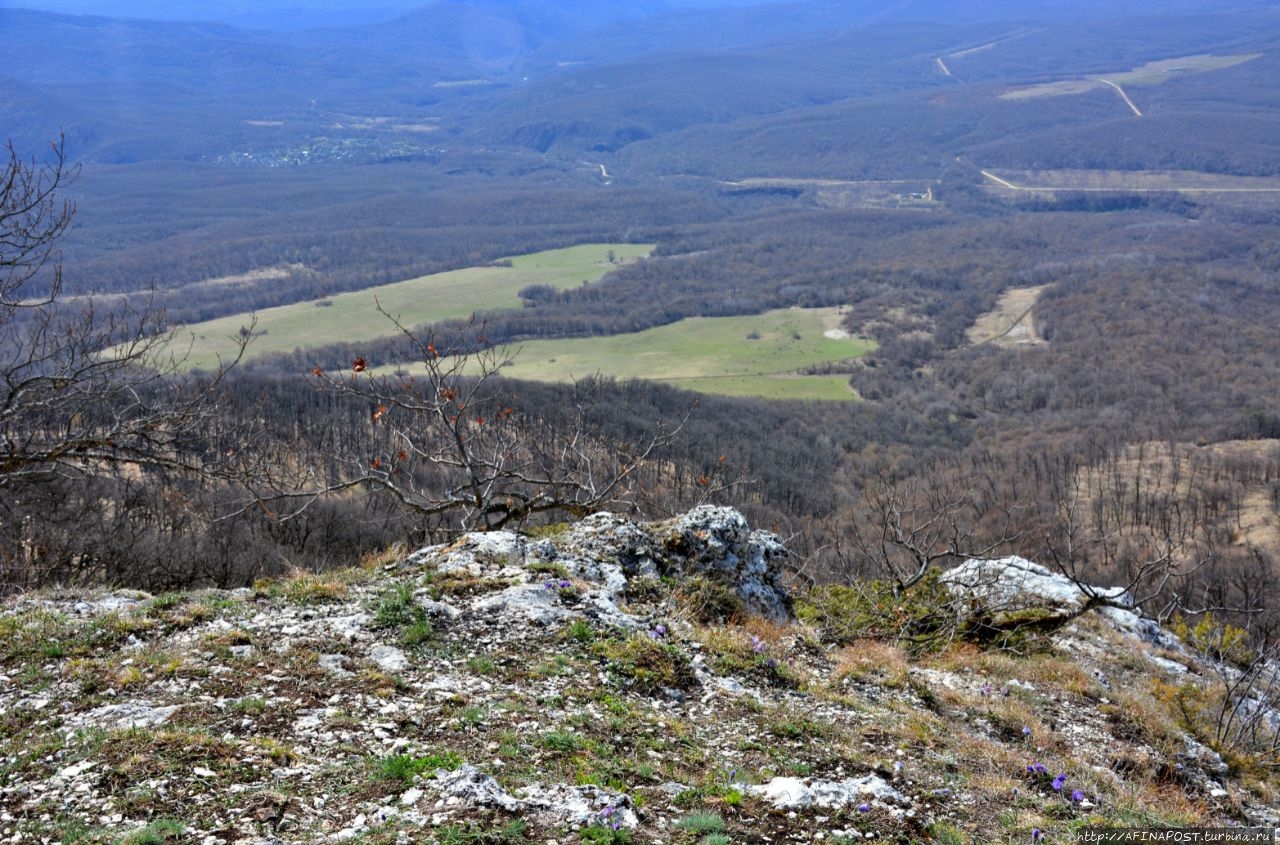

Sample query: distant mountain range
[1,0,1276,174]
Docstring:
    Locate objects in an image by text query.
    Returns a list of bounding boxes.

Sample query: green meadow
[169,244,653,371]
[379,307,874,402]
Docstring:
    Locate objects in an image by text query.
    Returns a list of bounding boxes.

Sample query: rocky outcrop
[1,509,1275,844]
[407,505,793,625]
[940,556,1127,616]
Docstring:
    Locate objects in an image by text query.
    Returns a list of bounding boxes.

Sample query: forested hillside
[2,0,1279,639]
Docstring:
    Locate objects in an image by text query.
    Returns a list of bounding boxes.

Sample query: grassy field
[379,307,875,402]
[169,244,653,371]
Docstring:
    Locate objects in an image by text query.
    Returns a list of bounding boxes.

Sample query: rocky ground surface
[1,507,1276,844]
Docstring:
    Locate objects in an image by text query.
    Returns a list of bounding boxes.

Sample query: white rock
[369,645,409,673]
[430,765,521,812]
[57,761,96,779]
[516,782,638,829]
[328,614,370,641]
[419,599,463,620]
[470,585,576,627]
[77,701,180,730]
[318,654,351,677]
[942,557,1126,613]
[748,776,909,810]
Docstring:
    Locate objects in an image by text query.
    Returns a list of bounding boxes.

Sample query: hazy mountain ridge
[3,0,1277,169]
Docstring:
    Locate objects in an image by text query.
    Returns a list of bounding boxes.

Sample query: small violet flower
[1071,789,1085,803]
[857,802,871,813]
[1031,829,1043,842]
[1022,725,1032,738]
[1051,773,1067,793]
[751,635,766,654]
[1026,761,1048,775]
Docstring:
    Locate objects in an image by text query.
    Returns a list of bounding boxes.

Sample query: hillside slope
[2,508,1276,843]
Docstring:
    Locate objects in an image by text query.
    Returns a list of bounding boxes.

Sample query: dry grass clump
[832,639,910,687]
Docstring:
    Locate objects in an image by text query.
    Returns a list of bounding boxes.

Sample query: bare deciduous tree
[250,308,681,533]
[1,136,248,590]
[841,468,1020,596]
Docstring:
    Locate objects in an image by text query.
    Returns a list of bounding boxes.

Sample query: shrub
[593,632,697,694]
[795,570,958,654]
[673,576,743,623]
[369,583,433,646]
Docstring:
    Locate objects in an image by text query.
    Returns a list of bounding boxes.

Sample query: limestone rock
[430,765,521,812]
[941,556,1127,614]
[657,506,792,620]
[516,782,638,829]
[407,506,793,623]
[748,775,909,810]
[368,645,409,673]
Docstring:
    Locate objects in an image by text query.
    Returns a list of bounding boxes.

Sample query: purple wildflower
[751,635,765,654]
[654,624,667,636]
[1027,761,1047,775]
[981,684,992,696]
[857,802,871,813]
[1071,789,1085,803]
[559,579,573,589]
[1051,773,1067,792]
[1022,725,1032,738]
[1031,829,1043,842]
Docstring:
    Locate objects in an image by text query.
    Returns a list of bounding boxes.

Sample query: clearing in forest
[1000,52,1260,100]
[1083,440,1280,562]
[979,168,1280,197]
[720,178,938,210]
[967,286,1046,347]
[380,307,875,402]
[168,244,653,371]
